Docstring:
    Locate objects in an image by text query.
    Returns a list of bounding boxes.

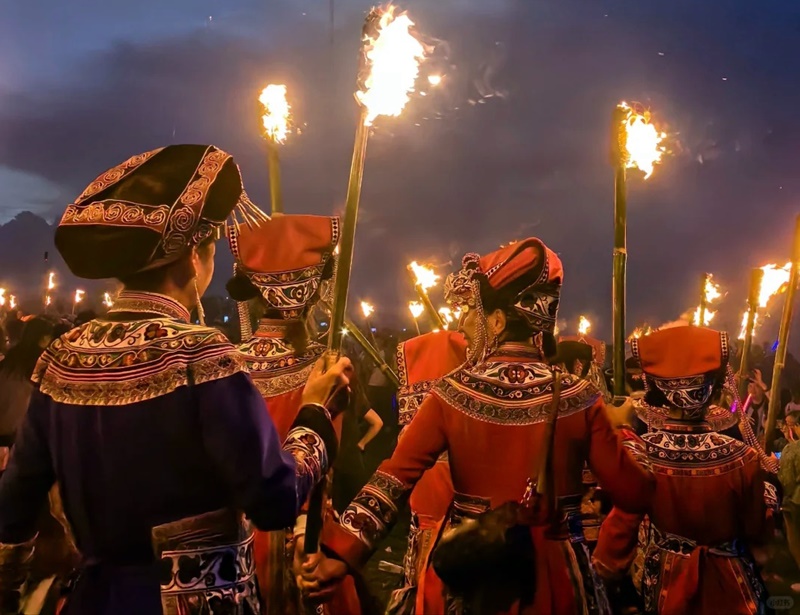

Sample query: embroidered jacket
[323,342,654,615]
[0,291,335,615]
[240,319,326,442]
[593,421,775,615]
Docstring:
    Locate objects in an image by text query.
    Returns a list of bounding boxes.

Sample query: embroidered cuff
[321,518,371,571]
[290,405,338,465]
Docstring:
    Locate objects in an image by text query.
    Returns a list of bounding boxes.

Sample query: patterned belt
[651,524,743,557]
[158,533,256,594]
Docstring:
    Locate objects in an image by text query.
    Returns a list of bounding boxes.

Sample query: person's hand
[357,441,367,453]
[293,536,348,603]
[605,397,636,428]
[302,354,353,413]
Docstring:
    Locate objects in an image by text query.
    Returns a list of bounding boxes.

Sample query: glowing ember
[360,301,375,318]
[0,289,5,307]
[408,301,424,319]
[439,307,454,325]
[618,102,666,179]
[103,292,114,308]
[74,289,85,304]
[427,74,442,86]
[758,262,792,308]
[357,7,427,126]
[9,295,16,309]
[259,84,291,143]
[578,315,591,336]
[47,272,56,291]
[409,261,440,292]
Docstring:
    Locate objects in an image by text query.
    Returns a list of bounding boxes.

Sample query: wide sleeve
[586,401,654,513]
[592,506,644,581]
[197,373,334,531]
[321,392,449,570]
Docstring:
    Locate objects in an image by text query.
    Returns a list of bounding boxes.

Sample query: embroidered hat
[227,214,340,319]
[56,144,265,280]
[396,330,467,426]
[444,238,563,333]
[631,325,731,419]
[558,335,606,374]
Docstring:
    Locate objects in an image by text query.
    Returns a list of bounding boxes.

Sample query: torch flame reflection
[408,301,424,319]
[408,261,439,292]
[578,315,591,336]
[358,7,427,126]
[259,84,291,144]
[618,102,666,179]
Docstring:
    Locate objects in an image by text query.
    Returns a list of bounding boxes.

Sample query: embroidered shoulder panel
[397,381,436,426]
[642,430,748,476]
[33,318,246,406]
[240,338,325,398]
[434,360,600,425]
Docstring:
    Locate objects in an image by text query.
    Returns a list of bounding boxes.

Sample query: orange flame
[439,306,454,325]
[408,301,424,319]
[74,289,85,304]
[9,295,16,309]
[358,7,426,126]
[259,84,291,143]
[578,315,591,336]
[618,102,666,179]
[0,289,5,307]
[628,324,653,341]
[47,271,56,291]
[758,262,792,308]
[103,292,114,308]
[360,301,375,318]
[408,261,440,292]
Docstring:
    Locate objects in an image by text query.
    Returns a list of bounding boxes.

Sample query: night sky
[1,0,800,339]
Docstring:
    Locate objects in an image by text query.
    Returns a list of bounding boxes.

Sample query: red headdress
[228,214,340,320]
[444,238,562,334]
[631,325,733,427]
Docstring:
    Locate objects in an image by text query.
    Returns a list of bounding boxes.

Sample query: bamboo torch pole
[738,268,764,398]
[611,105,628,400]
[266,140,284,214]
[765,215,800,453]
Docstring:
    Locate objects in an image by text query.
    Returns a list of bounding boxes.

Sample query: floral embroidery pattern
[434,360,599,426]
[284,426,329,503]
[33,318,246,406]
[239,335,325,398]
[339,471,411,551]
[642,430,748,475]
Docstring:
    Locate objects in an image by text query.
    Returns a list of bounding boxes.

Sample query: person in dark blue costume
[0,144,350,615]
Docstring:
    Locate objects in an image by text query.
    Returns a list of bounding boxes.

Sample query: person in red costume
[297,238,655,614]
[386,330,467,614]
[227,214,361,615]
[593,325,776,615]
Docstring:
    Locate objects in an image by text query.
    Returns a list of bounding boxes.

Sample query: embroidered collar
[661,419,714,434]
[108,291,191,323]
[490,341,544,361]
[254,319,301,338]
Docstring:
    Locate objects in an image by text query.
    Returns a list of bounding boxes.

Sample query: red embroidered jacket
[322,342,654,614]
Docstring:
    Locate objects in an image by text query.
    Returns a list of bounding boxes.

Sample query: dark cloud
[1,0,800,337]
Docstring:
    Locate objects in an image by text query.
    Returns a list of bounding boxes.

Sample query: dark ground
[362,505,411,609]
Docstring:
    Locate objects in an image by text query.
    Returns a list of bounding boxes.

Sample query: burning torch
[72,289,85,315]
[309,5,428,563]
[259,84,291,214]
[408,301,424,335]
[360,300,377,345]
[407,261,445,330]
[765,216,800,453]
[610,101,666,400]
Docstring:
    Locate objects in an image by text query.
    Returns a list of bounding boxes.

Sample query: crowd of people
[0,144,798,615]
